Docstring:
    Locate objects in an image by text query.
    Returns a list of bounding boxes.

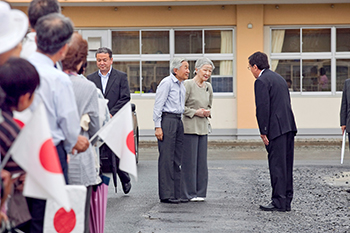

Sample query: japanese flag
[97,102,137,179]
[44,185,86,233]
[8,102,70,210]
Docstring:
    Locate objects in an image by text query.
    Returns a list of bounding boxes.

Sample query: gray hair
[35,13,73,55]
[170,57,187,75]
[95,47,112,58]
[194,57,215,75]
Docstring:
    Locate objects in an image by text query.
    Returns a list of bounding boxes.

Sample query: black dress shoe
[122,182,131,194]
[259,203,285,212]
[160,199,180,204]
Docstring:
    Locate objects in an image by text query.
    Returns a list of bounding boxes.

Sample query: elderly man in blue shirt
[153,57,189,204]
[22,13,89,233]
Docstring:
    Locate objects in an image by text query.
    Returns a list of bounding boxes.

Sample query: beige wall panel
[264,4,350,25]
[291,97,341,129]
[60,5,236,27]
[236,5,263,130]
[210,98,237,129]
[130,98,155,130]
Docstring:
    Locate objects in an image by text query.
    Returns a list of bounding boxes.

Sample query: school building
[11,0,350,140]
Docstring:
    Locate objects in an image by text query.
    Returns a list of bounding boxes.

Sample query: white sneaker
[196,197,205,202]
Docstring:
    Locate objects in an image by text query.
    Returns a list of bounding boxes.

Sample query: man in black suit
[248,51,297,212]
[340,79,350,144]
[87,47,131,194]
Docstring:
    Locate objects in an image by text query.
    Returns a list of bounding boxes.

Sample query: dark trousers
[181,134,208,199]
[100,144,130,188]
[56,141,68,184]
[265,131,294,210]
[157,113,183,200]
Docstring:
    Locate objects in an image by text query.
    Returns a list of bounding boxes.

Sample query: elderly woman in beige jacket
[181,58,214,202]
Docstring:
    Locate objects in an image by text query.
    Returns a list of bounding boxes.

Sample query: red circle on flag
[126,131,135,154]
[53,207,76,233]
[39,139,62,174]
[13,118,25,128]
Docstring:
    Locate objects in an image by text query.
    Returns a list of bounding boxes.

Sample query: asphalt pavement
[104,142,350,233]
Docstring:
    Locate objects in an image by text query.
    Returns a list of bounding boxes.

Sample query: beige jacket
[183,79,213,135]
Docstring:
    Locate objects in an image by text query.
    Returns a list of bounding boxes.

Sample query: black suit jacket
[87,68,130,116]
[340,79,350,131]
[254,69,297,140]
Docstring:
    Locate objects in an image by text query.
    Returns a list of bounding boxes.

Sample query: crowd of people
[0,0,131,232]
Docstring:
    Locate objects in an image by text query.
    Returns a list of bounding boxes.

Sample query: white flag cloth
[97,102,137,179]
[341,131,346,164]
[44,185,86,233]
[8,102,70,210]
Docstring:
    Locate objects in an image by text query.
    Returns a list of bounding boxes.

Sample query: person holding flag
[24,13,89,232]
[0,58,40,229]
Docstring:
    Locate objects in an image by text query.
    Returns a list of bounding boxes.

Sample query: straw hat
[0,2,28,54]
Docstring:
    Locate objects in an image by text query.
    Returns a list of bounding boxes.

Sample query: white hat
[0,2,28,54]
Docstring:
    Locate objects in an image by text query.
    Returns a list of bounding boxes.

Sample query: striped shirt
[0,109,23,174]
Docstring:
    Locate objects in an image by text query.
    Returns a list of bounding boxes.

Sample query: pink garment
[319,75,329,90]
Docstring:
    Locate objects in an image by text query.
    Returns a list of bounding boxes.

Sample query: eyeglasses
[247,66,251,70]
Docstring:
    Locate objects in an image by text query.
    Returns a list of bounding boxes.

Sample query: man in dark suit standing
[248,51,297,212]
[340,79,350,144]
[87,47,131,194]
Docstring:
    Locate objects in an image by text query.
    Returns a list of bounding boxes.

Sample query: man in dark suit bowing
[248,51,297,212]
[87,47,131,194]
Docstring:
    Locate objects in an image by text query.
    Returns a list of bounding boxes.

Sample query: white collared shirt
[98,67,112,94]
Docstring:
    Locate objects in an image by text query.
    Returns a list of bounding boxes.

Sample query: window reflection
[336,59,350,91]
[142,31,169,54]
[112,31,139,54]
[175,30,202,54]
[336,29,350,52]
[273,59,301,92]
[302,29,331,52]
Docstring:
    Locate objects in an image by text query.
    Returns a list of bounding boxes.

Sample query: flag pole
[89,101,131,143]
[341,131,346,164]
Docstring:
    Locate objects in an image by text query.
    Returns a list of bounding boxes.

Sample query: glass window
[336,59,350,91]
[113,62,140,93]
[175,30,202,54]
[205,30,233,54]
[211,60,233,92]
[302,29,331,52]
[112,31,139,54]
[336,29,350,52]
[141,61,169,93]
[142,31,169,54]
[275,29,300,53]
[301,59,331,92]
[85,61,98,76]
[272,59,301,92]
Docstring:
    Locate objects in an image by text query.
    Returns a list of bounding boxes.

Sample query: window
[270,27,350,94]
[84,28,234,95]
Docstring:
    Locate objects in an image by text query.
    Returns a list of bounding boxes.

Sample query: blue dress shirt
[29,52,80,153]
[153,73,186,128]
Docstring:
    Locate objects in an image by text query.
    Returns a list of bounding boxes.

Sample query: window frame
[269,26,350,96]
[80,27,235,97]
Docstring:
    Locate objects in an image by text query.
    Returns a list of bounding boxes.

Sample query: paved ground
[104,143,350,233]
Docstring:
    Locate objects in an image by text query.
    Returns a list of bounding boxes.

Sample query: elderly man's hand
[155,127,163,141]
[72,135,89,153]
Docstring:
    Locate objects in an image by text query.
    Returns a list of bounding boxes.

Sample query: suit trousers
[265,131,294,210]
[100,144,130,188]
[181,134,208,200]
[157,113,183,200]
